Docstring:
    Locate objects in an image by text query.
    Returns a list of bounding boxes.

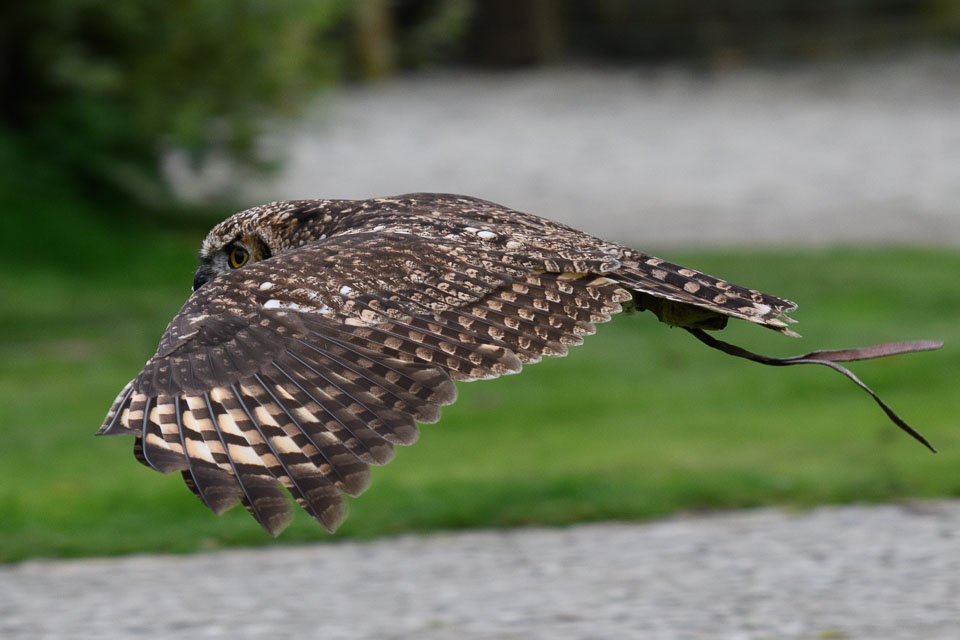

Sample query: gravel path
[206,53,960,247]
[4,501,960,639]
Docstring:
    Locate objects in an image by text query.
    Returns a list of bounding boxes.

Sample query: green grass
[2,186,958,562]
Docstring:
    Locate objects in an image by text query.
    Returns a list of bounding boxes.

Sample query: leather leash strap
[686,329,943,453]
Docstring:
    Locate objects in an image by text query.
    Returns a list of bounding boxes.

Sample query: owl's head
[192,200,333,291]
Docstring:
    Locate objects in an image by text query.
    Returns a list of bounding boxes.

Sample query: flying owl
[100,193,941,535]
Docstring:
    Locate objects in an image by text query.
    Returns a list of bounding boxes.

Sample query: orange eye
[229,246,249,268]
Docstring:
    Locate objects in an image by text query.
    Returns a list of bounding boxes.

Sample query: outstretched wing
[99,232,632,535]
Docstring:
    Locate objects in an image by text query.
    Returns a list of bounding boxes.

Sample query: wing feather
[140,395,188,473]
[101,382,135,435]
[177,395,243,514]
[336,302,523,381]
[273,356,404,463]
[250,368,371,498]
[245,373,349,527]
[207,386,295,535]
[299,331,457,411]
[289,342,438,426]
[612,250,797,331]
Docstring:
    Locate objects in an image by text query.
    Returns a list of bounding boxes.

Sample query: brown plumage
[100,193,939,535]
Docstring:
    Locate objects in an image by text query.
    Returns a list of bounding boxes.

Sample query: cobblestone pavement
[3,501,959,639]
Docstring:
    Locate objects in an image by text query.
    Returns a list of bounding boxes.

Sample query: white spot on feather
[339,285,353,295]
[264,299,333,314]
[477,230,497,240]
[259,282,274,291]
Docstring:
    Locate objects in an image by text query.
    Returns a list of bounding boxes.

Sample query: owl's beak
[192,265,215,291]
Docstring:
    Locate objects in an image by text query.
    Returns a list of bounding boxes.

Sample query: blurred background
[2,0,959,560]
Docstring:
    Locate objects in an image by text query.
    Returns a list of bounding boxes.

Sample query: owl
[100,193,940,535]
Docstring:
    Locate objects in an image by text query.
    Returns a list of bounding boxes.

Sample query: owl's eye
[229,246,249,268]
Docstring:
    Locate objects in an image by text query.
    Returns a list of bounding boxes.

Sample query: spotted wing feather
[342,193,798,333]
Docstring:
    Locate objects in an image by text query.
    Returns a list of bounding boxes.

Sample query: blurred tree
[391,0,473,69]
[460,0,960,66]
[466,0,562,66]
[354,0,396,79]
[0,0,476,205]
[0,0,350,203]
[350,0,473,77]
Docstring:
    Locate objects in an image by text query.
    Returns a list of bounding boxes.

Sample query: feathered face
[193,229,275,291]
[193,220,278,291]
[191,201,327,291]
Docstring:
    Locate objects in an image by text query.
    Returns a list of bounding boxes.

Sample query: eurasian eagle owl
[101,194,940,535]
